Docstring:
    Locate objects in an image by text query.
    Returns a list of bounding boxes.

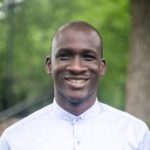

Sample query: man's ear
[46,56,52,74]
[99,59,106,75]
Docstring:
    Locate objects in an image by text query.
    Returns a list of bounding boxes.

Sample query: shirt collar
[52,98,103,122]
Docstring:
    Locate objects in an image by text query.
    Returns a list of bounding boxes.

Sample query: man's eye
[84,55,96,61]
[57,54,70,60]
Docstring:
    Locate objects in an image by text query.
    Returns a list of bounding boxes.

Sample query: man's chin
[66,95,87,105]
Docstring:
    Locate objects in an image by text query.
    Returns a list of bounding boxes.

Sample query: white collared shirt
[0,99,150,150]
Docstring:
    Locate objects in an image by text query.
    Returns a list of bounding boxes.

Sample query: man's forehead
[58,23,98,38]
[54,21,100,41]
[57,28,96,40]
[52,26,100,46]
[52,29,100,50]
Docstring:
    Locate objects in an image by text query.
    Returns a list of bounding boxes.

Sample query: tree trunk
[126,0,150,122]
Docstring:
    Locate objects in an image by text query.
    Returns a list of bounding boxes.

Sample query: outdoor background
[0,0,150,134]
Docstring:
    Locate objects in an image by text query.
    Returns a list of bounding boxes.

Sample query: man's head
[46,20,106,114]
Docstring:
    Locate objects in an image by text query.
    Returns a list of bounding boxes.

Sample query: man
[0,20,150,149]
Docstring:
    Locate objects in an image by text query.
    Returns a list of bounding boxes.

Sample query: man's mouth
[64,77,89,88]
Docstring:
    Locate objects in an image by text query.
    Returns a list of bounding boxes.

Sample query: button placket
[72,117,82,150]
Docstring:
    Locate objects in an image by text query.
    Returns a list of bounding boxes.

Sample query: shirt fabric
[0,99,150,150]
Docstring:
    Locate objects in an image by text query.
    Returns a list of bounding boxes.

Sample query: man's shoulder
[99,101,149,131]
[2,103,54,137]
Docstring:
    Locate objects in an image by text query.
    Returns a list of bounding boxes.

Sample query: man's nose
[66,57,87,73]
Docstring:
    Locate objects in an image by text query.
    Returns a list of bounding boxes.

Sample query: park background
[0,0,150,133]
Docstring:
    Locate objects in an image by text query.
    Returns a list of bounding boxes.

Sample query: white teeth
[71,80,84,83]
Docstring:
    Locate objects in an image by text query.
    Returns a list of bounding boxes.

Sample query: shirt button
[75,117,80,122]
[72,117,81,124]
[77,141,80,145]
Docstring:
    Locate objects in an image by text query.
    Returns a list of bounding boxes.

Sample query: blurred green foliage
[0,0,130,111]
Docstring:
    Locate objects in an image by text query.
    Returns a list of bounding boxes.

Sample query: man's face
[48,28,105,104]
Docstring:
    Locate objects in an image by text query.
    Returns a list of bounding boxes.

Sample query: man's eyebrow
[82,49,98,54]
[55,48,73,56]
[57,48,73,53]
[56,48,98,55]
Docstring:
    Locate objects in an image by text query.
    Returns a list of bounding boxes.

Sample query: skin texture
[46,21,106,116]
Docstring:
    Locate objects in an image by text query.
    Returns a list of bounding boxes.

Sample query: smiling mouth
[65,78,89,88]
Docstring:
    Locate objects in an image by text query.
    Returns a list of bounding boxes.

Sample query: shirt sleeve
[139,130,150,150]
[0,134,10,150]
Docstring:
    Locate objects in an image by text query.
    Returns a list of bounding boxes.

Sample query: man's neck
[55,97,96,116]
